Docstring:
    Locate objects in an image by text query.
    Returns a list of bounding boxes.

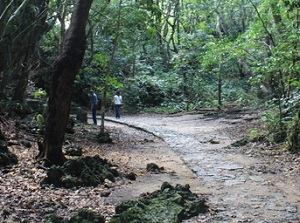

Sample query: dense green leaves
[1,0,300,150]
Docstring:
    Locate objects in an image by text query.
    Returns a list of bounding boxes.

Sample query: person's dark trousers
[115,104,121,119]
[92,105,97,124]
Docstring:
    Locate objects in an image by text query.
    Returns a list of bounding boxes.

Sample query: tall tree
[0,0,49,100]
[38,0,93,166]
[12,0,49,103]
[100,0,122,134]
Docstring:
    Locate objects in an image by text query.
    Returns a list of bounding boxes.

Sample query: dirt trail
[103,111,300,223]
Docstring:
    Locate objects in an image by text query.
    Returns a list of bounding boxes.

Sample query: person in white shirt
[113,91,122,119]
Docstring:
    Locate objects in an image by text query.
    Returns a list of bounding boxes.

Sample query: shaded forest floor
[0,110,299,222]
[1,113,207,222]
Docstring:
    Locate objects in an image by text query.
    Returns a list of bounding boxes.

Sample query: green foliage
[258,92,300,149]
[109,76,124,90]
[249,128,262,141]
[281,0,300,9]
[144,105,182,114]
[33,89,47,99]
[4,0,300,151]
[284,93,300,152]
[261,108,286,143]
[287,112,300,153]
[123,76,165,112]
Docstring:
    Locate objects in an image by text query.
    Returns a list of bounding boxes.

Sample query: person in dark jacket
[90,90,98,124]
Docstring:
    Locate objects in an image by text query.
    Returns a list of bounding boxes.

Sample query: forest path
[104,111,300,223]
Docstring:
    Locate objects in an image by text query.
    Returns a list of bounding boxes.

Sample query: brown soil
[0,110,299,222]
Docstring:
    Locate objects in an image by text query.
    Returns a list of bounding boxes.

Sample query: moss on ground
[0,136,18,167]
[45,209,105,223]
[42,155,119,188]
[110,182,208,223]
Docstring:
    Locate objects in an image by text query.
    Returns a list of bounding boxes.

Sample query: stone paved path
[106,113,300,223]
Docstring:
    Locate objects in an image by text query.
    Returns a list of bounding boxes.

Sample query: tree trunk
[40,0,93,166]
[12,33,35,103]
[217,58,222,110]
[100,0,122,134]
[12,1,49,103]
[12,58,30,103]
[0,0,49,100]
[58,0,68,52]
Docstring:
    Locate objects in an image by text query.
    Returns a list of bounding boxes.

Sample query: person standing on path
[113,91,122,119]
[90,90,98,125]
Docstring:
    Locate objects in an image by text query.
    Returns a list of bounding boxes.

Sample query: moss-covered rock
[70,209,105,223]
[42,155,119,188]
[6,102,32,117]
[125,172,137,181]
[0,138,18,167]
[0,130,5,141]
[97,132,113,143]
[64,146,83,156]
[0,139,8,153]
[230,138,249,147]
[44,209,105,223]
[44,213,67,223]
[0,152,18,166]
[66,117,76,134]
[110,182,208,223]
[0,121,18,167]
[146,163,164,173]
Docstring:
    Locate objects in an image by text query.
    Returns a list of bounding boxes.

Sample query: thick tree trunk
[40,0,93,166]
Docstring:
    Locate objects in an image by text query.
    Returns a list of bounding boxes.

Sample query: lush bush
[123,76,165,113]
[285,93,300,152]
[257,93,300,150]
[122,70,254,113]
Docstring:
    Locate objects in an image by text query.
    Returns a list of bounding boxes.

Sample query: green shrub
[123,76,165,112]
